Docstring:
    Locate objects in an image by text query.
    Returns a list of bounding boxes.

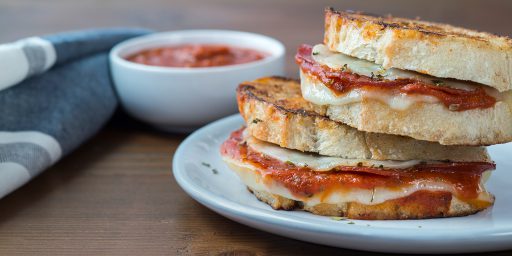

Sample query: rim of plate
[172,114,512,248]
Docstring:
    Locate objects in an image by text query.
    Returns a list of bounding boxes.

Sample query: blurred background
[1,0,511,77]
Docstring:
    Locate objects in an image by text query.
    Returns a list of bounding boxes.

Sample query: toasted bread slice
[301,71,512,145]
[222,155,494,220]
[237,76,490,161]
[324,8,512,92]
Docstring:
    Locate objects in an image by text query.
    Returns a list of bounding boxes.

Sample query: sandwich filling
[296,44,500,111]
[221,128,494,207]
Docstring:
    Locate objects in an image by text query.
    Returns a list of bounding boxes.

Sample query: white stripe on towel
[0,131,61,163]
[0,162,31,198]
[0,37,56,92]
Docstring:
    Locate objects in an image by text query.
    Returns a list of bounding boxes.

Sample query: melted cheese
[227,134,494,206]
[225,135,494,206]
[224,156,494,206]
[246,136,425,171]
[300,73,438,110]
[307,44,503,109]
[312,44,480,91]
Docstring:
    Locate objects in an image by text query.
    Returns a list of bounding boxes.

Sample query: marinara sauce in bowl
[126,44,267,68]
[110,30,285,132]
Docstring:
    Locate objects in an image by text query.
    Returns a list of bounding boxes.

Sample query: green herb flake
[285,160,294,166]
[341,63,349,71]
[312,51,319,55]
[211,169,218,174]
[201,162,211,168]
[331,216,349,221]
[432,79,444,86]
[347,221,355,224]
[252,118,263,124]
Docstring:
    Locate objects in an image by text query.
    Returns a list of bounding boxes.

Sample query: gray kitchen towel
[0,28,151,198]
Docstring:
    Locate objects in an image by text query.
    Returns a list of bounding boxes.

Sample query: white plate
[173,114,512,254]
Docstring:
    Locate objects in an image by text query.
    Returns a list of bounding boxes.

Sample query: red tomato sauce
[126,44,267,68]
[220,128,495,200]
[295,44,496,111]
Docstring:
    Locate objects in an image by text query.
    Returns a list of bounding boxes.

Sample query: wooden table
[0,0,511,255]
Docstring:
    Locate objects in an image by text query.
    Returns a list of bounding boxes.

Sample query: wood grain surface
[0,0,511,255]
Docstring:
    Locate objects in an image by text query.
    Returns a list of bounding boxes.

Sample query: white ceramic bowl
[110,30,285,132]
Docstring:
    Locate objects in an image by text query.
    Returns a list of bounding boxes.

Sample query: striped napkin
[0,28,151,198]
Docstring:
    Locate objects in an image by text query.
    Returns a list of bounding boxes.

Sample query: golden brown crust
[324,8,512,91]
[325,8,511,43]
[238,76,491,161]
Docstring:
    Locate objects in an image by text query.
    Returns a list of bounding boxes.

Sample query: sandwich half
[221,77,495,220]
[296,9,512,145]
[220,128,495,220]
